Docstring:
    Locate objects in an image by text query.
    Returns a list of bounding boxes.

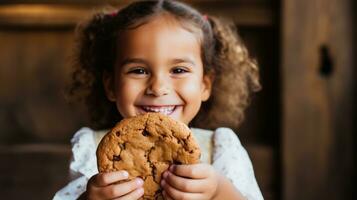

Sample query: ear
[201,73,214,102]
[102,70,116,102]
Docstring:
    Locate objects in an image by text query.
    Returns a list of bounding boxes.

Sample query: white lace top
[53,127,264,200]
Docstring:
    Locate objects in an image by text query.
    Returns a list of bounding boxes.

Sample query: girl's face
[103,15,212,125]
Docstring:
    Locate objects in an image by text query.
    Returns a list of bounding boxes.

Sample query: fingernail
[122,171,129,178]
[136,178,144,186]
[162,171,168,179]
[161,179,166,187]
[137,187,144,195]
[169,165,175,171]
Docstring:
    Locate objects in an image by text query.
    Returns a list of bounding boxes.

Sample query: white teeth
[141,106,175,115]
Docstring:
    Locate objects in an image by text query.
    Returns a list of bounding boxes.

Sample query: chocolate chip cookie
[96,112,201,200]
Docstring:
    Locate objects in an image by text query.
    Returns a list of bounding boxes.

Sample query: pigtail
[67,8,120,129]
[192,16,261,129]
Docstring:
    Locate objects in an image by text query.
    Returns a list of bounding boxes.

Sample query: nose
[145,74,170,97]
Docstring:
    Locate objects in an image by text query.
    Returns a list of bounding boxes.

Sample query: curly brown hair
[67,0,261,130]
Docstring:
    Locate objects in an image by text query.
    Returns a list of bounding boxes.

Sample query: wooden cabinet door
[282,0,355,199]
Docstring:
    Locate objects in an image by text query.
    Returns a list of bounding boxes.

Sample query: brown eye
[171,67,188,74]
[128,68,148,74]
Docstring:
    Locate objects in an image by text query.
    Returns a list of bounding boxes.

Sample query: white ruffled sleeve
[53,127,98,200]
[212,128,264,200]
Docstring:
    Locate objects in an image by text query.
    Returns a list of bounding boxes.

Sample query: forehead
[116,15,201,62]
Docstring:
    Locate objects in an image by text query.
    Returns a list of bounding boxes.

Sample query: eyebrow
[119,57,197,66]
[171,58,196,66]
[119,58,149,66]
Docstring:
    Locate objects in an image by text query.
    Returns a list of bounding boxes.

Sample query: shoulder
[211,127,246,163]
[70,127,97,159]
[69,127,98,178]
[71,127,108,149]
[190,127,244,154]
[71,127,95,146]
[213,127,243,147]
[53,128,104,199]
[211,127,264,200]
[211,127,247,164]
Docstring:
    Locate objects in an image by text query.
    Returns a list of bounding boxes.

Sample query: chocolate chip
[142,130,150,137]
[113,155,121,161]
[173,160,182,165]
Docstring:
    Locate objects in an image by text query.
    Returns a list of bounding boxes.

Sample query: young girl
[54,0,263,199]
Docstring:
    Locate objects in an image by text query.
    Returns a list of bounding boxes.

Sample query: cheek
[114,78,143,107]
[177,77,203,102]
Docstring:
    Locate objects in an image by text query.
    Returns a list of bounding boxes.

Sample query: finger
[162,170,206,193]
[162,190,174,200]
[114,187,144,200]
[101,178,144,198]
[94,171,129,187]
[169,163,212,179]
[161,179,203,200]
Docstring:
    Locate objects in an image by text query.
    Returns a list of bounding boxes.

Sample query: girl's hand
[85,170,144,200]
[161,163,219,200]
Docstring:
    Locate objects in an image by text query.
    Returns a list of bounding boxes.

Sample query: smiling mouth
[140,105,177,115]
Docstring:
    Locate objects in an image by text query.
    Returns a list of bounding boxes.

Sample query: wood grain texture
[282,0,354,199]
[0,0,272,5]
[0,144,71,200]
[0,30,88,143]
[246,145,276,200]
[0,2,272,28]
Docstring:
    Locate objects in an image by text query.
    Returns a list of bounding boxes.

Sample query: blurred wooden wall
[0,0,280,199]
[282,0,355,199]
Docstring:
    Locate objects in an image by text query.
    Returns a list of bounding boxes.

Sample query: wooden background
[0,0,355,199]
[282,0,355,199]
